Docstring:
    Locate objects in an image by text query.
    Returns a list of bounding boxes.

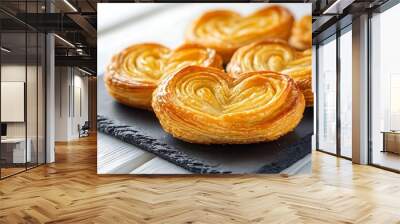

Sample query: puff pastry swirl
[227,39,313,107]
[104,43,223,109]
[289,15,312,50]
[186,6,294,63]
[152,66,305,144]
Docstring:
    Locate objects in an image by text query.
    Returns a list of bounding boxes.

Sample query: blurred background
[97,3,311,75]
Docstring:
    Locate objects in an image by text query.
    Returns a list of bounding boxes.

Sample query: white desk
[1,138,31,163]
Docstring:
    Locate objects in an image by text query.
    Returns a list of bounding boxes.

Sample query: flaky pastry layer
[289,15,312,51]
[227,39,313,107]
[152,66,305,144]
[185,6,294,63]
[104,43,223,109]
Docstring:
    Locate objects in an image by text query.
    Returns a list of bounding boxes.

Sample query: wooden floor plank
[0,134,399,223]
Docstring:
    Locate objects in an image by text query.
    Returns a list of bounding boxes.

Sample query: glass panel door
[0,0,46,179]
[317,36,337,154]
[1,31,27,178]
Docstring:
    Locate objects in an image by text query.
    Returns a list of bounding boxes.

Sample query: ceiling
[311,0,392,43]
[0,0,99,74]
[0,0,395,74]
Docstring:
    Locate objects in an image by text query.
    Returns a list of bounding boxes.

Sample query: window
[370,3,400,171]
[339,27,352,158]
[317,35,337,154]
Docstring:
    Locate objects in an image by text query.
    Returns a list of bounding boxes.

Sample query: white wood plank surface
[98,132,154,174]
[131,157,190,174]
[280,154,312,176]
[98,132,190,174]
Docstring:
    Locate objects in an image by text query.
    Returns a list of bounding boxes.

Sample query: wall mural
[97,3,313,174]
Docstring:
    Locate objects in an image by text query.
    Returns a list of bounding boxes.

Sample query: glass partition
[0,1,46,179]
[317,35,337,155]
[1,30,28,178]
[370,3,400,171]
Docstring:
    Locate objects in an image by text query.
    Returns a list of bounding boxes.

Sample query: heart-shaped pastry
[152,66,305,144]
[289,15,312,50]
[185,6,294,63]
[104,43,223,109]
[227,39,313,107]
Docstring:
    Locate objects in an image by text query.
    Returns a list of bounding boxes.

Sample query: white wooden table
[97,132,310,174]
[97,3,312,174]
[97,132,190,174]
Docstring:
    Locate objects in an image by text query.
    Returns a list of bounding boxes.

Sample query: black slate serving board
[98,78,313,174]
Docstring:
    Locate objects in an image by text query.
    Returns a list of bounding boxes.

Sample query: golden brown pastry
[185,6,294,63]
[289,15,312,50]
[281,49,313,107]
[104,43,223,109]
[152,66,305,144]
[227,39,313,107]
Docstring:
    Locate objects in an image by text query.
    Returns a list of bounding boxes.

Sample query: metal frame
[0,23,2,179]
[44,0,47,165]
[336,21,341,157]
[25,4,28,172]
[315,44,319,151]
[367,10,373,166]
[0,0,47,180]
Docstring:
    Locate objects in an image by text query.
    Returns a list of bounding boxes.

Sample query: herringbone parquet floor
[1,134,400,224]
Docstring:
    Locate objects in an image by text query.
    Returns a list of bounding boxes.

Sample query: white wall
[54,67,89,141]
[72,73,89,138]
[55,66,69,141]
